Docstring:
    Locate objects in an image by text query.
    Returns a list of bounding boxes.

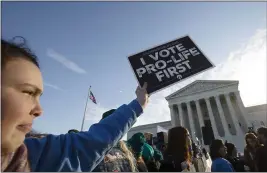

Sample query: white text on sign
[136,43,200,82]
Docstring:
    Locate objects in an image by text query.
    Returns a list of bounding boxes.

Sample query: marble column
[234,91,249,129]
[214,95,231,138]
[178,103,184,127]
[195,99,205,144]
[205,97,219,139]
[186,102,196,142]
[224,93,242,135]
[169,105,176,127]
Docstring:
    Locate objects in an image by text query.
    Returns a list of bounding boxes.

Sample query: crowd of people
[1,37,267,172]
[209,127,267,172]
[25,121,267,172]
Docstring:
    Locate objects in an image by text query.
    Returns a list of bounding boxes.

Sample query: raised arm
[25,84,149,172]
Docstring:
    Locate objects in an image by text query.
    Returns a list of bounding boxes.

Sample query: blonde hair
[118,141,137,172]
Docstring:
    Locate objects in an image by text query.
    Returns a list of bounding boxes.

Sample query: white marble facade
[166,80,250,152]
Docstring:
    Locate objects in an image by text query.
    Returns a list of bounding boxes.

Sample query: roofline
[130,121,171,131]
[165,80,239,100]
[246,103,267,110]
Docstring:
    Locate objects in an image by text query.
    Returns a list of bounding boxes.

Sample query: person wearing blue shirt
[210,139,234,172]
[1,38,149,172]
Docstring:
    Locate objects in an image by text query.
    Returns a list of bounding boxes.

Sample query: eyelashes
[23,90,37,97]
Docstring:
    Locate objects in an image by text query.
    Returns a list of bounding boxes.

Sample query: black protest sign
[128,36,214,94]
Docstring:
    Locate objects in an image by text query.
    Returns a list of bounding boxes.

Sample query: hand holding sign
[136,82,149,110]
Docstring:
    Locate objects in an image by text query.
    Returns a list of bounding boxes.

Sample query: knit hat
[127,133,146,158]
[102,109,116,120]
[142,143,154,161]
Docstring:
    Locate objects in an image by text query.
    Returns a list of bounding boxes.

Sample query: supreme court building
[127,80,267,152]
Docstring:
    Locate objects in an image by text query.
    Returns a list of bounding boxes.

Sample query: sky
[2,2,267,138]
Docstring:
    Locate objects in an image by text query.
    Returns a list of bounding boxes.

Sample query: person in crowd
[93,140,137,172]
[162,144,166,152]
[244,133,262,171]
[255,127,267,172]
[157,143,166,155]
[144,132,153,146]
[248,127,257,136]
[154,146,163,160]
[192,143,206,172]
[1,37,149,172]
[210,139,234,172]
[225,142,245,172]
[145,159,158,172]
[92,109,138,172]
[159,126,195,172]
[142,143,154,162]
[192,143,198,158]
[153,146,163,169]
[257,127,267,145]
[68,129,79,134]
[143,143,160,172]
[26,129,39,138]
[202,148,209,160]
[201,148,212,172]
[127,132,148,172]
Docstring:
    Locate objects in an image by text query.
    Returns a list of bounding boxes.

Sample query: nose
[31,102,43,117]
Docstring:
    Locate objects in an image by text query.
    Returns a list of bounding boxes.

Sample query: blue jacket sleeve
[24,99,143,172]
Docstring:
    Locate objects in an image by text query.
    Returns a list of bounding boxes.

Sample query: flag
[89,90,97,104]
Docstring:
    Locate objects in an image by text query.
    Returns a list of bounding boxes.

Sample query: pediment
[166,80,238,100]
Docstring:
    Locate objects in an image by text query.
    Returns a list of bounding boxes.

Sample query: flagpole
[81,86,91,131]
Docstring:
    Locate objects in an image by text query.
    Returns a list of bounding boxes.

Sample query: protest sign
[128,35,214,94]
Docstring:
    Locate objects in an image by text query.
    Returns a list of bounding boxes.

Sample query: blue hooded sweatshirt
[24,99,142,172]
[211,158,234,172]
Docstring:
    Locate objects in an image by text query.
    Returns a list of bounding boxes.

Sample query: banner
[128,35,214,94]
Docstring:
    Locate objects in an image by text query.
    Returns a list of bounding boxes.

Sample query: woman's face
[218,144,227,157]
[247,138,257,148]
[1,58,43,154]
